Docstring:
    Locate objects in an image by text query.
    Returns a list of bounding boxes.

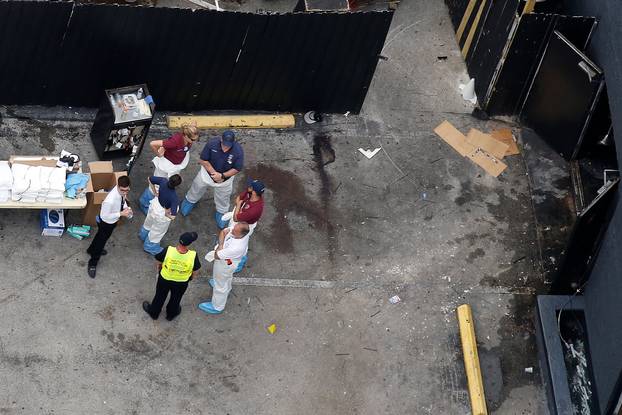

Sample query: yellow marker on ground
[457,304,488,415]
[167,114,295,129]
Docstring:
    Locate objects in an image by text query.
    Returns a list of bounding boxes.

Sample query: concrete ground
[0,1,558,413]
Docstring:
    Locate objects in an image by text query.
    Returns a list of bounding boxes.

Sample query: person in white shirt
[198,222,250,314]
[86,176,132,278]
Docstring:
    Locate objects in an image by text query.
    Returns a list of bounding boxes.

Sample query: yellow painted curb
[167,114,295,129]
[457,304,488,415]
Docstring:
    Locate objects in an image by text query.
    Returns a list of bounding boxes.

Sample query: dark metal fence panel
[0,1,393,113]
[0,2,73,105]
[465,0,520,103]
[486,14,596,115]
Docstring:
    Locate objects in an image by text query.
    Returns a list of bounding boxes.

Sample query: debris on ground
[433,121,521,177]
[490,128,520,155]
[465,128,509,159]
[267,323,277,334]
[389,295,401,304]
[459,78,477,104]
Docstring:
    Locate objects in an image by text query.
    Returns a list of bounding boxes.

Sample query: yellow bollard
[457,304,488,415]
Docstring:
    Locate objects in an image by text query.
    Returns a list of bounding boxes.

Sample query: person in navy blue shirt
[139,174,182,255]
[180,130,244,228]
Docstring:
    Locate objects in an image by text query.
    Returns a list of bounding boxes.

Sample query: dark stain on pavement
[221,376,240,392]
[245,162,339,264]
[466,247,485,263]
[312,134,335,167]
[101,330,153,355]
[312,134,337,263]
[451,232,494,246]
[436,333,469,407]
[97,305,115,321]
[4,108,56,153]
[3,353,48,368]
[484,295,540,411]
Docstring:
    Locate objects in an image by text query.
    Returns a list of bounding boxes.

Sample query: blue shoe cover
[234,255,247,273]
[143,239,163,255]
[180,199,195,216]
[198,302,222,314]
[215,212,228,229]
[139,188,154,215]
[138,226,149,241]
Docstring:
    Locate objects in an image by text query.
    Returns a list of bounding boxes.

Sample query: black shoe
[142,301,157,320]
[101,249,108,256]
[87,266,97,278]
[166,307,182,321]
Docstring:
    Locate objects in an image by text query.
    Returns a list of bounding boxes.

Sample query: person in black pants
[87,175,132,278]
[143,232,201,321]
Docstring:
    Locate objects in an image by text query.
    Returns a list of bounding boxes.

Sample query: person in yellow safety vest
[142,232,201,321]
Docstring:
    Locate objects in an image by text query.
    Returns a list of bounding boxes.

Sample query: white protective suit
[207,230,249,311]
[140,152,190,214]
[152,152,190,178]
[211,258,241,311]
[186,167,234,214]
[143,197,172,244]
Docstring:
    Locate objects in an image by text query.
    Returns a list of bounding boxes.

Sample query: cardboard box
[40,209,65,237]
[82,161,127,226]
[10,155,59,168]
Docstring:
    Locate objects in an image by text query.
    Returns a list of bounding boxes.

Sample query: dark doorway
[552,177,619,294]
[520,31,604,161]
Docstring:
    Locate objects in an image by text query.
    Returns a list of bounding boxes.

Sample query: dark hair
[118,175,130,188]
[168,174,182,189]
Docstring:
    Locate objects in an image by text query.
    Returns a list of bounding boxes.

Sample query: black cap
[221,130,235,146]
[179,232,198,246]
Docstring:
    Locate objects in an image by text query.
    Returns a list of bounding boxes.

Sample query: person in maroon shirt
[139,124,199,214]
[150,124,199,166]
[233,179,265,225]
[223,179,265,274]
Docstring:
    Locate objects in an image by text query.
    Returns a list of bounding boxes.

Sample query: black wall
[0,2,393,113]
[561,0,622,411]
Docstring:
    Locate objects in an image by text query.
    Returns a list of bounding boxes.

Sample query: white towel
[11,164,30,196]
[9,164,67,204]
[26,166,41,193]
[39,166,53,194]
[48,167,67,192]
[0,161,12,189]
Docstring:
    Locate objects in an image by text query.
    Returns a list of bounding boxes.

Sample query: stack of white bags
[37,166,66,203]
[10,164,66,204]
[0,161,12,202]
